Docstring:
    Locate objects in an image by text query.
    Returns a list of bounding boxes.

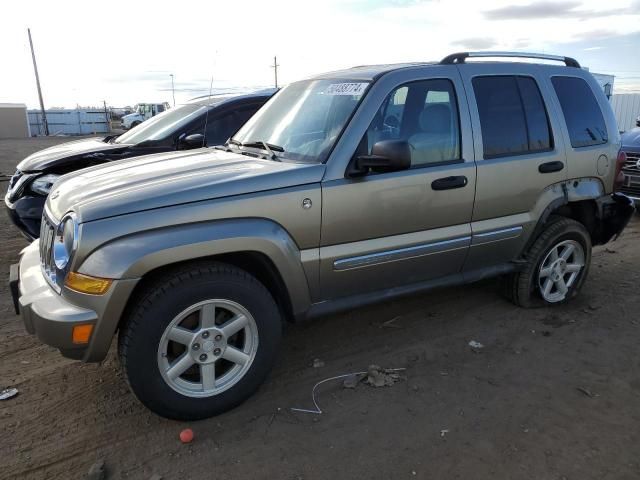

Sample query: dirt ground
[1,137,639,480]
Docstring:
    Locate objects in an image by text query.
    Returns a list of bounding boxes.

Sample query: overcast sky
[1,0,639,109]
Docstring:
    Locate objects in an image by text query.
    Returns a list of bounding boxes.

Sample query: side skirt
[303,262,519,320]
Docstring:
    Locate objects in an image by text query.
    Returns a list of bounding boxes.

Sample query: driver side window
[364,79,461,167]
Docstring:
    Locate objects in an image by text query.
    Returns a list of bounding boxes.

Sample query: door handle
[538,161,564,173]
[431,175,468,191]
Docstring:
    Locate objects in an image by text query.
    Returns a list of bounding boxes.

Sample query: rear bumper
[593,193,635,245]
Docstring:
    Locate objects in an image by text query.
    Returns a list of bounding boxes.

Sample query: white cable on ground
[291,367,406,415]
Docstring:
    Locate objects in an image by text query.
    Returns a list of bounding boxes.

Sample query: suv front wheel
[503,217,592,308]
[118,262,282,420]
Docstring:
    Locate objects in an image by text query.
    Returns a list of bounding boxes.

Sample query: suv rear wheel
[503,217,592,307]
[118,262,282,420]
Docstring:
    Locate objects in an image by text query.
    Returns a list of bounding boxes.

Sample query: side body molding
[78,218,313,318]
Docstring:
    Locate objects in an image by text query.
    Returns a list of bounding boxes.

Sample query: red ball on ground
[179,428,194,443]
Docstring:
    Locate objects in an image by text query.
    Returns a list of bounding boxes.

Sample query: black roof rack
[440,51,581,68]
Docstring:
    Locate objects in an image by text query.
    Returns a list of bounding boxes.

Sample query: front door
[319,74,476,301]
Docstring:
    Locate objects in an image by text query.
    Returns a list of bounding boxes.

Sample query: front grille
[621,151,640,198]
[39,213,57,285]
[6,170,27,202]
[622,152,640,173]
[8,170,21,190]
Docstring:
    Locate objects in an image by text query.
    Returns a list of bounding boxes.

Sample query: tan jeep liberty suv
[10,52,634,420]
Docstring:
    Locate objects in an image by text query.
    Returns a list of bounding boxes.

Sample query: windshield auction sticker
[325,83,369,96]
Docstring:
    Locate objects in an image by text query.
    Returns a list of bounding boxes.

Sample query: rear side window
[551,76,608,148]
[473,76,552,158]
[517,77,551,152]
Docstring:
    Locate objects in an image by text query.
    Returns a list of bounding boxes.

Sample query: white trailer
[611,94,640,133]
[28,108,110,136]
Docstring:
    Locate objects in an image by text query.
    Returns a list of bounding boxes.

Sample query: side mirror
[348,140,411,177]
[179,133,206,149]
[636,116,640,128]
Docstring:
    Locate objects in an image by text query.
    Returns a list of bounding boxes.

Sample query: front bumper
[5,193,44,240]
[620,172,640,205]
[12,242,97,359]
[11,241,139,361]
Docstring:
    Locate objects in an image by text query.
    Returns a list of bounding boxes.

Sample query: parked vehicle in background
[10,52,634,421]
[4,90,276,239]
[619,119,640,205]
[121,102,171,129]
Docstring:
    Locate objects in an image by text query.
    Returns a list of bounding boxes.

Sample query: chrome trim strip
[333,236,471,271]
[471,226,523,245]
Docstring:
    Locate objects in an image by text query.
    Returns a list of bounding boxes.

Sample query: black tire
[502,216,592,308]
[118,262,282,420]
[130,121,141,128]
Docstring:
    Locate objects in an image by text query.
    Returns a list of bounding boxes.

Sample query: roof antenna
[201,74,215,148]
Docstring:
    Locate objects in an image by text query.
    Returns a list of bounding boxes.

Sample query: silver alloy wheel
[157,299,259,398]
[537,239,585,303]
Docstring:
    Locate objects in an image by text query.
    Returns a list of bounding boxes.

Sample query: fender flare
[78,218,312,317]
[520,178,613,256]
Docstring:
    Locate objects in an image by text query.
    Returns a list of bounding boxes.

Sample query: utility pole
[271,56,279,88]
[169,73,175,106]
[103,100,110,133]
[28,28,49,136]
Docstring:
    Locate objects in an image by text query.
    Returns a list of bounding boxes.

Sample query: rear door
[458,64,568,271]
[319,69,477,300]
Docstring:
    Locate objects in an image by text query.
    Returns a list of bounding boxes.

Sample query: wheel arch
[78,218,312,356]
[523,178,619,254]
[121,251,297,327]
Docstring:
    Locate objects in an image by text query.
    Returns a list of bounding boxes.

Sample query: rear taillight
[614,150,626,191]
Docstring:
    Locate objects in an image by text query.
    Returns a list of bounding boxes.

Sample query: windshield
[231,79,369,163]
[115,104,205,144]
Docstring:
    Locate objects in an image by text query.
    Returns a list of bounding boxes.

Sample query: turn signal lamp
[65,272,112,295]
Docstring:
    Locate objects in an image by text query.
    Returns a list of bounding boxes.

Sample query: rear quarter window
[551,76,608,148]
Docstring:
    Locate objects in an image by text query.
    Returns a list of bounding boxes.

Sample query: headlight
[53,213,78,269]
[29,174,60,196]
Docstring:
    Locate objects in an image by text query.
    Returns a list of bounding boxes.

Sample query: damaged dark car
[5,89,275,239]
[619,116,640,206]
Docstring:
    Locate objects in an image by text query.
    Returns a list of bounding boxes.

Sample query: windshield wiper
[236,140,284,161]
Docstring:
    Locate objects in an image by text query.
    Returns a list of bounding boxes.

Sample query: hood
[47,148,325,222]
[17,137,129,172]
[122,112,141,120]
[621,128,640,151]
